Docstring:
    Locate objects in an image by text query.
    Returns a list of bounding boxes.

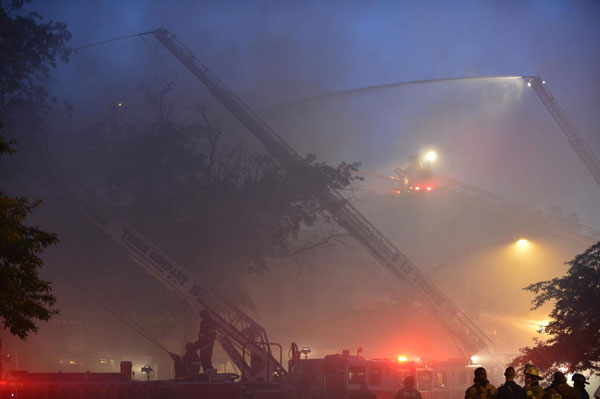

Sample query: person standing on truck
[497,367,526,399]
[465,367,497,399]
[196,309,217,373]
[182,342,201,377]
[394,376,422,399]
[170,342,201,380]
[523,364,545,399]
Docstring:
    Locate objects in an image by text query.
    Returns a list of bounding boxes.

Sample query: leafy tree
[0,0,70,339]
[75,82,361,301]
[512,241,600,375]
[0,133,59,339]
[0,0,71,135]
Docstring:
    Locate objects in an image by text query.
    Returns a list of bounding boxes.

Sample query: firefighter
[571,374,589,399]
[182,342,201,377]
[196,309,217,373]
[170,342,201,380]
[394,376,422,399]
[497,367,526,399]
[543,372,580,399]
[465,367,497,399]
[523,364,545,399]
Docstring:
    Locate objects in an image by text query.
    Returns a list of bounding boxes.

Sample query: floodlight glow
[471,355,479,364]
[397,355,408,362]
[516,239,529,248]
[424,151,437,162]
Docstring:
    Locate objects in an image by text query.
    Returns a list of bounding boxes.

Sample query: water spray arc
[274,75,600,193]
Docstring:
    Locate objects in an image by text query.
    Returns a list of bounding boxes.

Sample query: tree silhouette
[1,132,59,339]
[512,241,600,374]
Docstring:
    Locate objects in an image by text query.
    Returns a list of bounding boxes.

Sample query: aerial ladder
[524,76,600,190]
[149,28,494,357]
[361,166,599,247]
[37,164,286,380]
[434,176,600,247]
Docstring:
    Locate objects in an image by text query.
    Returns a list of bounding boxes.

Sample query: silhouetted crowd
[394,364,597,399]
[462,365,597,399]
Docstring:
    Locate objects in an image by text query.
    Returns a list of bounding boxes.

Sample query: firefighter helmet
[524,364,542,379]
[553,371,567,384]
[572,373,589,385]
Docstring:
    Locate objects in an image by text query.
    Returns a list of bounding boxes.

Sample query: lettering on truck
[148,251,189,286]
[120,230,152,257]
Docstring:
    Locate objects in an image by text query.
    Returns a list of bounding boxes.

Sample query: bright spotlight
[397,355,408,363]
[516,239,529,248]
[424,151,437,162]
[527,82,532,87]
[471,355,479,364]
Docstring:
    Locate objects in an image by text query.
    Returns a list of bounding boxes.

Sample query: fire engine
[289,348,480,399]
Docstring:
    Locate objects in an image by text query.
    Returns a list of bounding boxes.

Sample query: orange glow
[559,365,569,373]
[516,239,529,248]
[397,355,408,362]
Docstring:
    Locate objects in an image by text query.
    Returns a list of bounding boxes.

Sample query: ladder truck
[149,28,494,358]
[524,76,600,190]
[362,163,599,247]
[37,164,286,381]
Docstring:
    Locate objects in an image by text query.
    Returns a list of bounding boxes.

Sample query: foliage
[80,83,361,290]
[0,0,71,127]
[512,241,600,375]
[0,0,70,339]
[0,133,59,339]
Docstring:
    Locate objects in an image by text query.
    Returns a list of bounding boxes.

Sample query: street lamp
[464,237,530,319]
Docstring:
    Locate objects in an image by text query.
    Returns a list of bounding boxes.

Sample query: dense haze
[2,0,599,387]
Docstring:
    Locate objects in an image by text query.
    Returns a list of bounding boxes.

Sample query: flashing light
[397,355,408,363]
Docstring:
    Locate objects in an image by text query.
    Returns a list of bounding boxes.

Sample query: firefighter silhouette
[196,309,216,373]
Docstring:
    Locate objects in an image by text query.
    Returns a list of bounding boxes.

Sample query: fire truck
[289,349,480,399]
[1,347,480,399]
